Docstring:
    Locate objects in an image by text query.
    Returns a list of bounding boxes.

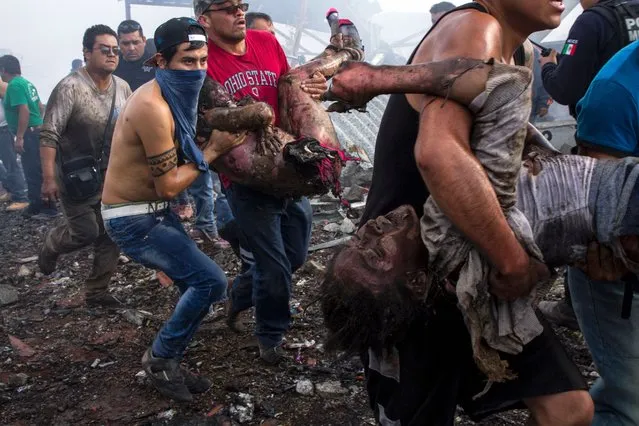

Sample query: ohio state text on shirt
[207,30,290,124]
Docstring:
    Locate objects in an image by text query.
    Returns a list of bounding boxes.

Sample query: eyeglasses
[204,3,249,15]
[94,45,120,56]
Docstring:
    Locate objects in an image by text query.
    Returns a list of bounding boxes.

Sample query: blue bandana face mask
[155,68,209,172]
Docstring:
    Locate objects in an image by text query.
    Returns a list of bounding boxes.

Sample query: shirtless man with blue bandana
[101,18,245,402]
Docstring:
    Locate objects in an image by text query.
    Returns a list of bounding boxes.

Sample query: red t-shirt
[207,30,290,124]
[207,30,290,188]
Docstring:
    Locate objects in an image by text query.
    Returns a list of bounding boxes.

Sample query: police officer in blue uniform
[541,0,639,117]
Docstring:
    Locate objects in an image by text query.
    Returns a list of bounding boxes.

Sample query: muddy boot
[226,305,248,333]
[38,244,59,275]
[258,342,289,365]
[179,366,212,394]
[141,348,193,402]
[190,228,231,253]
[539,300,580,331]
[85,292,123,308]
[225,283,249,333]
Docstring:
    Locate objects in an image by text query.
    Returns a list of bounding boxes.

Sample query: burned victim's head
[321,205,436,355]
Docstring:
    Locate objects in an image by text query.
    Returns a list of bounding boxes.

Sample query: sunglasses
[118,22,141,34]
[204,3,249,15]
[94,45,120,56]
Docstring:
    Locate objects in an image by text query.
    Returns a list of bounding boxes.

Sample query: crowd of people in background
[1,0,638,425]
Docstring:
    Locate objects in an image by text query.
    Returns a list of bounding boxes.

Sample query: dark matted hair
[159,26,207,64]
[0,55,21,75]
[246,12,273,28]
[320,247,433,356]
[430,1,456,14]
[83,25,118,51]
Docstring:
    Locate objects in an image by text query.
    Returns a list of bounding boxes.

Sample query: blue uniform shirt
[576,41,639,156]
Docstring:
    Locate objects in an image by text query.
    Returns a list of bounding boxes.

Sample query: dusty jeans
[568,267,639,426]
[104,210,228,359]
[226,183,312,348]
[43,192,118,295]
[189,169,218,236]
[22,128,55,213]
[0,126,28,202]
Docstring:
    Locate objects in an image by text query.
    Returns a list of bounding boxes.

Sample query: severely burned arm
[325,56,496,111]
[410,12,545,298]
[198,77,274,132]
[201,102,274,133]
[197,77,279,155]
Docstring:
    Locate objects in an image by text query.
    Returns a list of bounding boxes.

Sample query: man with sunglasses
[114,20,156,92]
[195,0,327,364]
[38,25,132,307]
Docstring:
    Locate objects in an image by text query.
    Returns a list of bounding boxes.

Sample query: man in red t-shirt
[195,0,326,364]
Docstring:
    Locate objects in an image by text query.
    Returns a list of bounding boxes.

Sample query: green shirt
[2,75,43,134]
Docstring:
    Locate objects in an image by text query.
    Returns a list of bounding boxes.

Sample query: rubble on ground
[0,285,19,306]
[295,379,314,396]
[316,380,348,397]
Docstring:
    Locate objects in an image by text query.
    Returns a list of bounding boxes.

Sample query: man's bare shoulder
[126,81,172,124]
[414,10,502,62]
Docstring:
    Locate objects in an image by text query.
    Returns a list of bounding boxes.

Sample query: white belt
[101,201,169,220]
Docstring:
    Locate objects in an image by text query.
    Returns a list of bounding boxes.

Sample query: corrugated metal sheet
[328,95,388,161]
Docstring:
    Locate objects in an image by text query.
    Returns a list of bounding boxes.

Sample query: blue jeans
[22,128,56,213]
[227,183,312,347]
[0,126,28,202]
[189,170,218,237]
[105,210,227,359]
[568,267,639,426]
[212,172,233,231]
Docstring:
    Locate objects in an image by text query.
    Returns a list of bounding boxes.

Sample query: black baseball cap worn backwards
[144,17,207,66]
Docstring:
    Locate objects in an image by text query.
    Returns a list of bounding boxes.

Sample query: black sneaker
[85,292,123,308]
[190,229,231,253]
[21,205,40,218]
[141,348,193,402]
[31,209,58,221]
[180,366,212,394]
[258,343,289,365]
[38,244,59,275]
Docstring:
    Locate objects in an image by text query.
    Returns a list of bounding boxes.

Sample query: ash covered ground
[0,197,596,426]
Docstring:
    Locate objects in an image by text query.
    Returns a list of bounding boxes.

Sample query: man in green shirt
[0,55,57,218]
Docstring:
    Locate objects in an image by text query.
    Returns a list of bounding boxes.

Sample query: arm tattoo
[147,148,178,177]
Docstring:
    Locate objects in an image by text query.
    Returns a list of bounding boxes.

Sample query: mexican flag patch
[561,39,578,56]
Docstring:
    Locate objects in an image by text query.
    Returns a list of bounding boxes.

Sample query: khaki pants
[44,192,119,295]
